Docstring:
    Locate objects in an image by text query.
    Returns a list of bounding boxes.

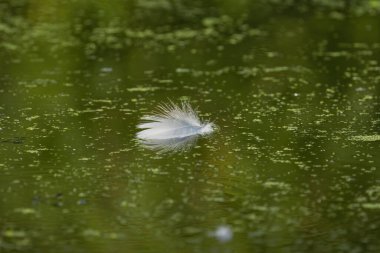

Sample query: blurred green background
[1,0,380,252]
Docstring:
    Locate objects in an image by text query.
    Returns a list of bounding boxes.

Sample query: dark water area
[1,1,380,252]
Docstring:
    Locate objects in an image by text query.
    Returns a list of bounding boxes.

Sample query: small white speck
[212,225,233,243]
[100,67,113,73]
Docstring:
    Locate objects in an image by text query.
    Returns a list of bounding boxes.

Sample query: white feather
[136,101,215,151]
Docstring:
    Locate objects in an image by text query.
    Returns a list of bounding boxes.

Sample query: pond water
[1,1,380,252]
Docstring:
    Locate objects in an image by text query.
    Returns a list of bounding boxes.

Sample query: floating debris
[136,101,216,152]
[362,203,380,209]
[349,135,380,142]
[127,86,160,92]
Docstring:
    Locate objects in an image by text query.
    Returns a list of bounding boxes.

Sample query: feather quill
[136,101,215,152]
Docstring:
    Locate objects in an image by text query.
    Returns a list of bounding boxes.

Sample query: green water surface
[1,1,380,252]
